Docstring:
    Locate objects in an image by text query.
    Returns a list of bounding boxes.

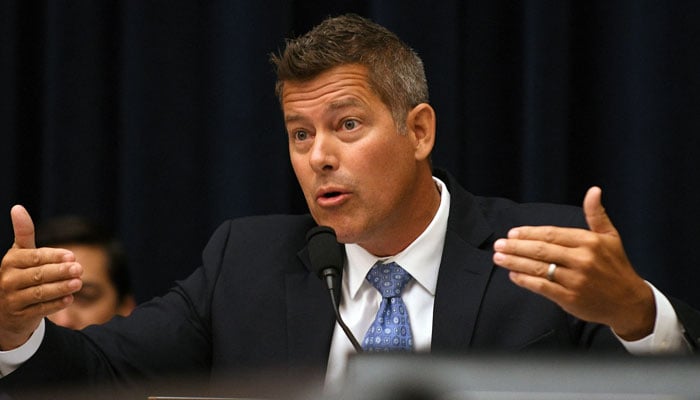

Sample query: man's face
[47,244,129,329]
[283,64,428,255]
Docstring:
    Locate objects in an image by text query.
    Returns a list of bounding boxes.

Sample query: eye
[73,290,100,306]
[342,119,358,131]
[72,285,103,306]
[294,130,309,141]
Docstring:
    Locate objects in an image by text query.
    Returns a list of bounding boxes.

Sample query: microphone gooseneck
[306,226,363,352]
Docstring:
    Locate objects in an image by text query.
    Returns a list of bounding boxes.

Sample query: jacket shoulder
[204,214,317,253]
[475,195,586,230]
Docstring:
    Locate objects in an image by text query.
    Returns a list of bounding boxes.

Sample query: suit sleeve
[669,297,700,351]
[0,220,236,396]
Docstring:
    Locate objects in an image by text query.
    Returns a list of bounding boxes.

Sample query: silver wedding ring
[546,263,557,282]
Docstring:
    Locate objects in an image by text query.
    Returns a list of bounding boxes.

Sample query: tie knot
[366,262,412,298]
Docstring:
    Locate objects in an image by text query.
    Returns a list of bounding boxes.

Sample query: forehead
[281,64,380,116]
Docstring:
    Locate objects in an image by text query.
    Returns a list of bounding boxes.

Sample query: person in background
[35,215,135,329]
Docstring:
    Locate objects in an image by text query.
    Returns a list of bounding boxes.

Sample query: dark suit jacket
[2,170,699,398]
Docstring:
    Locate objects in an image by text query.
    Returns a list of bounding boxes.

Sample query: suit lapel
[285,247,337,370]
[431,170,496,352]
[432,230,494,351]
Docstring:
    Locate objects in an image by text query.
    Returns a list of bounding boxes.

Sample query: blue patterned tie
[362,262,413,351]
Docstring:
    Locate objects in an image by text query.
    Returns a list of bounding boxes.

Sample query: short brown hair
[271,13,429,132]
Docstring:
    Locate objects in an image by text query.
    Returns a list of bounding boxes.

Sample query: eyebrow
[326,97,364,111]
[284,114,305,124]
[284,98,366,125]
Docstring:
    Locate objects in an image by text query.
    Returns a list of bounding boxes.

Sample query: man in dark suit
[0,13,697,399]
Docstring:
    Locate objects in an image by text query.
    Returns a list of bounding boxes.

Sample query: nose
[308,132,338,172]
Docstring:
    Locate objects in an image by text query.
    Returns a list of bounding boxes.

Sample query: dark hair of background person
[36,216,132,304]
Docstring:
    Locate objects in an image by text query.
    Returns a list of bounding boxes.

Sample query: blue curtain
[1,0,699,308]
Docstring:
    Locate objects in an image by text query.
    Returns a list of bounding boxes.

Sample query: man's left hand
[493,186,655,341]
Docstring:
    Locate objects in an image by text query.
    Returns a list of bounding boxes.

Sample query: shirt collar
[344,176,450,298]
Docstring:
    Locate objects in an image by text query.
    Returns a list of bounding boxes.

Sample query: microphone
[306,226,363,352]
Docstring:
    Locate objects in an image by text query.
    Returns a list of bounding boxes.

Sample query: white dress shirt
[0,176,689,379]
[324,176,450,386]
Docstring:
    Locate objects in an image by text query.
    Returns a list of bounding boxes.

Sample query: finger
[507,225,594,248]
[508,271,572,302]
[2,248,76,270]
[494,237,579,266]
[14,262,83,291]
[583,186,617,235]
[494,251,549,275]
[10,205,36,249]
[15,294,78,322]
[13,278,82,311]
[494,251,573,283]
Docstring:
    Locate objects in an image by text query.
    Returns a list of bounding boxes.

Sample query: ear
[406,103,436,161]
[117,295,137,316]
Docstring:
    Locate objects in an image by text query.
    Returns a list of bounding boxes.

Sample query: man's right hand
[0,205,83,350]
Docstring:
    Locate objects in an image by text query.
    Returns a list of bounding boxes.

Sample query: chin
[312,222,355,244]
[331,225,367,245]
[311,211,365,243]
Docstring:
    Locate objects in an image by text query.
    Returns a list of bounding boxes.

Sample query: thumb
[583,186,618,235]
[10,205,36,249]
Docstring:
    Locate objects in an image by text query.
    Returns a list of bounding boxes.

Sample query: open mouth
[322,191,342,198]
[316,188,348,206]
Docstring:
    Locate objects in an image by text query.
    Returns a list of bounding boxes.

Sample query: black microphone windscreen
[306,226,343,278]
[306,226,362,352]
